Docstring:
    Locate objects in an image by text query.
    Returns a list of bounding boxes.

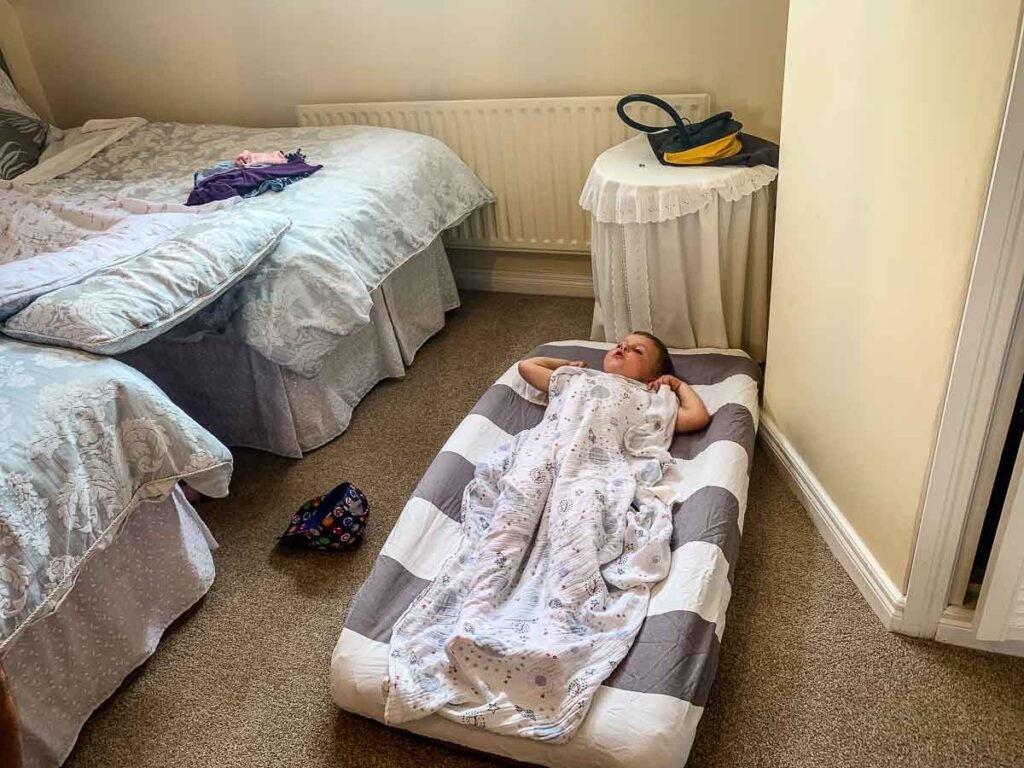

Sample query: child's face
[602,335,661,382]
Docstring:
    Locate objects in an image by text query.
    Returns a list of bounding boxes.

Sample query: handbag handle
[616,94,690,138]
[617,94,737,152]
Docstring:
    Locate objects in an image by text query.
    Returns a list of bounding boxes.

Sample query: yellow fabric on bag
[663,131,742,165]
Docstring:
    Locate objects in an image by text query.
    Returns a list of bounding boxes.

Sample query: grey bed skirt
[5,488,217,768]
[118,238,459,457]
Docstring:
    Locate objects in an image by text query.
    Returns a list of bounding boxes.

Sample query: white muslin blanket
[386,366,681,742]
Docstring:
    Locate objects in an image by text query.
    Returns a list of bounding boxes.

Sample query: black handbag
[616,94,743,166]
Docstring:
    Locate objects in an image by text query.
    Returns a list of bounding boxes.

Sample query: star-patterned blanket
[385,366,681,742]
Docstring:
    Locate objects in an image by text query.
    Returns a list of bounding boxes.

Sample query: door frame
[902,16,1024,637]
[974,434,1024,642]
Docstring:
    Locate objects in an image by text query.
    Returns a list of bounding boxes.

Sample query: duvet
[0,339,233,652]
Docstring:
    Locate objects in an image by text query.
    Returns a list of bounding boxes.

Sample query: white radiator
[296,94,710,253]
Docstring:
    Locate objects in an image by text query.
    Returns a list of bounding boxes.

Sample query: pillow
[0,68,40,119]
[0,68,63,144]
[0,107,48,179]
[3,207,291,354]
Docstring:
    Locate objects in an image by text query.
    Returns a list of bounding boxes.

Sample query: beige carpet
[66,292,1024,768]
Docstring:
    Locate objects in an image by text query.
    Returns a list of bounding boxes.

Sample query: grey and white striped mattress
[330,341,760,768]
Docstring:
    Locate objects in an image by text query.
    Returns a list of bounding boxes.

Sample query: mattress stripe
[476,366,758,465]
[411,451,477,522]
[345,555,429,643]
[371,497,736,632]
[604,609,720,705]
[411,440,748,564]
[671,485,742,583]
[331,627,707,768]
[648,541,732,627]
[691,373,760,422]
[493,363,550,405]
[532,343,762,387]
[344,602,720,705]
[378,497,464,580]
[450,385,753,478]
[476,377,758,466]
[439,413,512,465]
[469,383,546,436]
[674,440,749,519]
[670,402,755,462]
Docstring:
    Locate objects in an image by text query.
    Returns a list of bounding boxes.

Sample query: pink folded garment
[234,150,287,167]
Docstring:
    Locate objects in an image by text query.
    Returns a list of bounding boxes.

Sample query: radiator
[295,94,710,253]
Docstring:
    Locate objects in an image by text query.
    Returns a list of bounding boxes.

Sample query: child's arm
[647,375,711,433]
[518,357,587,393]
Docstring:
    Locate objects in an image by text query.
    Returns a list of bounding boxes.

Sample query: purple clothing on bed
[186,159,323,206]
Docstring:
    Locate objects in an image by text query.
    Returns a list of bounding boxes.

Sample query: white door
[975,437,1024,642]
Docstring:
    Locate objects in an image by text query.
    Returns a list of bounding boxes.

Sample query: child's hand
[651,375,710,433]
[567,360,588,368]
[647,374,682,392]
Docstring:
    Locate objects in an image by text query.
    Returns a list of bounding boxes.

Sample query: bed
[330,340,760,768]
[2,112,493,456]
[0,338,234,768]
[116,235,458,456]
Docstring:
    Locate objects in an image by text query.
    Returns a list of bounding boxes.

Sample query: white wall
[765,0,1021,590]
[10,0,788,139]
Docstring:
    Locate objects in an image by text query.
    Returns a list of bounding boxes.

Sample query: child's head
[602,332,674,382]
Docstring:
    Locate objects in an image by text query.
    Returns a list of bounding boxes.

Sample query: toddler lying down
[385,334,709,743]
[517,331,710,434]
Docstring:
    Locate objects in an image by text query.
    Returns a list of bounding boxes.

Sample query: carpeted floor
[67,292,1024,768]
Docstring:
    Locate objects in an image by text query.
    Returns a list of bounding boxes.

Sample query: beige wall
[10,0,788,139]
[0,0,52,121]
[765,0,1021,589]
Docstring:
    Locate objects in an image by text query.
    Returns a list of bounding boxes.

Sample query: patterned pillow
[0,69,64,144]
[0,107,48,179]
[0,68,40,119]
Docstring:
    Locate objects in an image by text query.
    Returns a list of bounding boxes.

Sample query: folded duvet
[3,207,291,354]
[386,366,682,742]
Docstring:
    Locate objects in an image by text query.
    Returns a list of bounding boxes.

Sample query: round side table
[580,135,777,362]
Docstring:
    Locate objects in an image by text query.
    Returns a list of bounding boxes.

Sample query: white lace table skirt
[590,183,773,363]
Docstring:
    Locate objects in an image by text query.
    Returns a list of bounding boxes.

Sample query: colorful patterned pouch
[280,482,369,551]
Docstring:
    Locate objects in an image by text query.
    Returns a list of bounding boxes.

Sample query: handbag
[616,94,743,166]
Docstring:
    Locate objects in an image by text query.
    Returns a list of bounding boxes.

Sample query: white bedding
[0,202,194,317]
[0,185,197,268]
[386,366,681,742]
[0,338,233,652]
[14,117,147,185]
[1,119,493,376]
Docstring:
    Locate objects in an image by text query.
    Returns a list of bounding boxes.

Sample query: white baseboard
[758,414,907,632]
[452,266,594,298]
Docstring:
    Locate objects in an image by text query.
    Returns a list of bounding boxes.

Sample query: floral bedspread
[6,121,494,376]
[0,339,233,651]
